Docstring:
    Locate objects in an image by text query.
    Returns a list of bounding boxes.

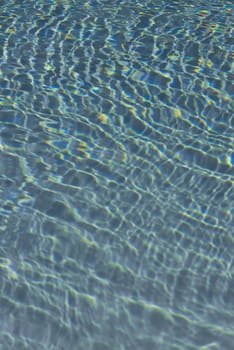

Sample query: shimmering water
[0,0,233,349]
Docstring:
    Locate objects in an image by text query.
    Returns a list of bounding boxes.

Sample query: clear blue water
[0,1,233,349]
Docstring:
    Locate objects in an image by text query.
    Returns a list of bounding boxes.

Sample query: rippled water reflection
[0,1,233,349]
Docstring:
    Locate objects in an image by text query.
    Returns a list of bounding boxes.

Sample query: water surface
[0,1,233,349]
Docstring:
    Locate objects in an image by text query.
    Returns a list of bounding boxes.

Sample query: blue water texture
[0,0,233,349]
